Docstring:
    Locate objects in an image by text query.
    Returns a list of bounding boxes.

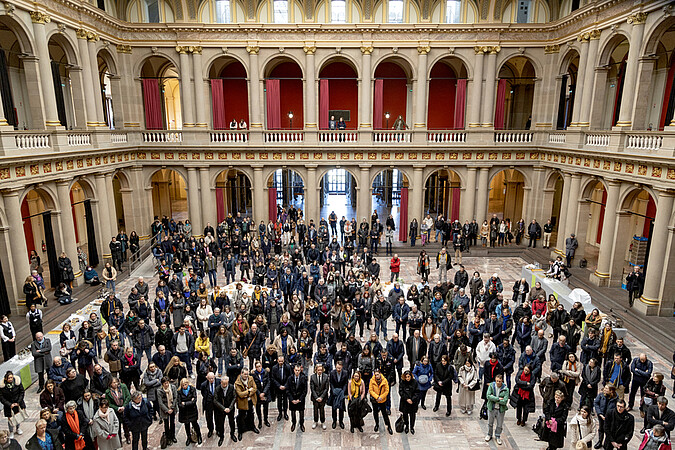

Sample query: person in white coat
[569,405,596,449]
[92,399,122,450]
[475,333,496,379]
[457,360,479,415]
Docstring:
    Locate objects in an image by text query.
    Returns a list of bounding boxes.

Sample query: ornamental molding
[116,44,132,53]
[29,11,50,24]
[303,45,316,54]
[417,45,431,55]
[360,46,373,55]
[544,44,560,54]
[627,12,647,24]
[246,45,260,55]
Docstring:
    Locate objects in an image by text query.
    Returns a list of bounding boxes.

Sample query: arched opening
[265,59,303,129]
[208,57,249,129]
[151,169,187,221]
[268,169,305,220]
[599,37,629,129]
[371,169,409,241]
[320,169,357,220]
[21,188,59,288]
[70,181,100,270]
[373,60,411,129]
[319,61,358,129]
[577,180,607,271]
[618,189,657,280]
[112,172,128,231]
[97,51,115,129]
[646,22,675,130]
[424,169,461,220]
[0,19,29,129]
[48,36,76,128]
[488,169,524,221]
[215,169,253,220]
[427,57,469,129]
[496,56,536,129]
[548,173,564,237]
[556,51,579,129]
[140,56,181,129]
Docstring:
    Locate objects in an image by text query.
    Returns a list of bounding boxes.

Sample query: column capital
[55,178,73,186]
[627,12,647,25]
[544,44,560,54]
[654,188,675,197]
[467,166,479,172]
[360,46,374,55]
[246,46,260,55]
[474,46,488,55]
[30,11,51,24]
[417,45,431,55]
[303,45,317,55]
[412,164,425,170]
[198,166,210,171]
[176,45,190,54]
[358,164,372,170]
[116,44,132,54]
[190,46,202,55]
[486,45,501,55]
[305,164,318,170]
[577,33,591,43]
[1,187,22,196]
[251,164,264,170]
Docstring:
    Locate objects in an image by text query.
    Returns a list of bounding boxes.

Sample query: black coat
[433,363,455,395]
[200,378,220,409]
[542,400,569,449]
[270,363,292,394]
[177,385,199,423]
[252,369,271,402]
[124,399,153,433]
[0,380,25,417]
[213,383,237,414]
[398,379,420,414]
[25,429,62,450]
[59,411,94,450]
[285,373,308,411]
[604,408,634,448]
[509,369,535,413]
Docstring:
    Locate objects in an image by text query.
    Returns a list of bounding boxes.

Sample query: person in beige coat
[560,353,582,408]
[457,359,479,414]
[91,399,122,450]
[568,405,597,449]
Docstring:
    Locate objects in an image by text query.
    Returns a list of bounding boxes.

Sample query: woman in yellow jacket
[194,330,211,356]
[369,370,393,434]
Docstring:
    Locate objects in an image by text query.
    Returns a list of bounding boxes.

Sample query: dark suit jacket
[213,383,236,414]
[252,369,271,401]
[405,336,428,366]
[270,363,292,393]
[310,373,329,403]
[285,373,308,410]
[200,378,221,409]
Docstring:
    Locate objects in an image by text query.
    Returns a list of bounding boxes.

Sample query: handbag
[533,415,545,440]
[9,409,28,428]
[191,429,198,443]
[394,415,405,433]
[469,380,481,391]
[479,403,488,420]
[418,375,429,385]
[65,338,77,350]
[160,432,168,449]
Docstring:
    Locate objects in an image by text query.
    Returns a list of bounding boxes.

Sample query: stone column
[536,45,560,129]
[358,165,371,221]
[130,166,152,238]
[413,45,429,129]
[554,172,571,256]
[637,190,674,314]
[105,173,118,236]
[481,46,499,128]
[94,173,113,260]
[563,174,581,238]
[108,75,125,129]
[304,45,316,129]
[187,168,203,235]
[359,46,373,129]
[569,34,589,127]
[177,47,195,127]
[252,165,265,223]
[3,189,30,295]
[56,180,82,284]
[192,47,207,128]
[247,46,262,129]
[76,30,98,128]
[30,12,62,128]
[578,31,600,127]
[462,167,477,221]
[591,180,621,286]
[475,167,489,223]
[615,13,646,128]
[86,34,105,126]
[305,165,318,223]
[200,167,215,231]
[410,165,425,225]
[468,47,485,128]
[116,45,140,128]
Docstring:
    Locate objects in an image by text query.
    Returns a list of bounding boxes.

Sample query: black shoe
[185,438,191,446]
[640,428,646,434]
[218,436,224,446]
[300,424,305,433]
[350,427,354,433]
[404,425,409,434]
[594,443,603,449]
[231,434,238,442]
[277,414,283,422]
[411,428,415,435]
[284,413,289,421]
[445,411,451,417]
[257,421,262,430]
[197,434,202,445]
[238,433,243,441]
[264,419,271,427]
[387,426,393,435]
[252,427,260,434]
[433,406,439,412]
[126,437,131,445]
[358,426,363,433]
[339,422,345,429]
[208,430,213,438]
[420,405,426,410]
[374,425,379,432]
[291,423,296,432]
[332,421,337,429]
[172,438,177,444]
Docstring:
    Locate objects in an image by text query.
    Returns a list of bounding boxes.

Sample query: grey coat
[142,367,163,402]
[92,411,122,450]
[157,384,177,421]
[31,338,53,373]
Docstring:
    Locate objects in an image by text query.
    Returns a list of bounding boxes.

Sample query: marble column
[413,46,429,129]
[359,47,373,129]
[87,35,105,126]
[94,173,113,259]
[554,172,571,256]
[252,166,265,223]
[638,190,675,314]
[304,47,316,129]
[187,168,203,235]
[468,48,484,128]
[247,47,262,129]
[305,165,318,223]
[578,31,600,127]
[569,35,589,127]
[481,47,498,128]
[200,167,215,231]
[56,180,82,283]
[358,165,371,221]
[536,46,560,129]
[105,172,118,236]
[475,167,489,223]
[591,180,621,286]
[3,189,30,297]
[410,166,424,225]
[30,12,62,128]
[563,174,581,239]
[462,167,477,221]
[177,47,195,127]
[616,14,646,128]
[130,166,152,238]
[192,48,207,128]
[76,30,98,128]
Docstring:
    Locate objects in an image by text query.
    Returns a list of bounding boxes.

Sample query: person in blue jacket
[412,355,434,410]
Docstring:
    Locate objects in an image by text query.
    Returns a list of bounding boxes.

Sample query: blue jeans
[136,347,152,362]
[375,319,387,339]
[177,352,193,375]
[435,229,443,242]
[208,270,217,287]
[106,279,116,293]
[217,356,227,375]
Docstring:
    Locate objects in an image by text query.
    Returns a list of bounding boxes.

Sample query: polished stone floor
[12,255,673,449]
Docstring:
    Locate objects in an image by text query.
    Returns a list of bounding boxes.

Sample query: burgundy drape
[374,79,384,129]
[266,79,281,129]
[494,79,507,130]
[399,187,408,242]
[268,188,277,222]
[142,78,163,130]
[451,188,461,222]
[319,79,329,129]
[210,79,226,130]
[454,79,467,129]
[216,187,225,222]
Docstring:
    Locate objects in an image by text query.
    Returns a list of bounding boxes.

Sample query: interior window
[146,0,160,22]
[274,0,289,23]
[388,0,403,23]
[215,0,231,22]
[331,0,346,23]
[446,0,460,23]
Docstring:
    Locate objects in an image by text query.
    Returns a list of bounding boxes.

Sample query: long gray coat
[31,338,53,373]
[91,411,122,450]
[142,367,163,402]
[156,384,177,421]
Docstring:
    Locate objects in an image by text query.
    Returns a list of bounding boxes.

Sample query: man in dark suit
[252,361,271,429]
[405,329,427,368]
[214,376,237,445]
[329,361,349,429]
[310,363,330,429]
[285,365,308,432]
[270,355,291,421]
[200,372,220,438]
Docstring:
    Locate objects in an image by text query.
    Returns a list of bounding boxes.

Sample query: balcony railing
[372,131,411,143]
[494,132,533,143]
[549,133,566,144]
[142,131,183,143]
[15,133,50,150]
[264,131,304,143]
[585,134,610,147]
[427,131,466,143]
[111,133,128,144]
[318,131,359,143]
[210,131,249,143]
[626,134,662,151]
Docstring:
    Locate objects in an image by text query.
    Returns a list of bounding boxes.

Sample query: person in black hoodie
[603,400,634,450]
[432,355,455,416]
[399,370,420,434]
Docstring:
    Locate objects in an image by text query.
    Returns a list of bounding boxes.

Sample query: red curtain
[374,79,384,129]
[399,187,408,242]
[21,198,35,257]
[454,79,467,129]
[659,57,675,130]
[268,188,277,222]
[451,188,461,222]
[211,79,226,130]
[643,195,656,238]
[494,79,507,130]
[596,189,607,244]
[142,78,163,130]
[216,187,225,223]
[69,190,79,243]
[319,79,329,129]
[266,79,281,129]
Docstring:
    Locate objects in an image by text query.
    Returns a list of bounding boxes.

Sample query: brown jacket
[235,375,257,410]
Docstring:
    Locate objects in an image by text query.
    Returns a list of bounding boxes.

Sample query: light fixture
[288,111,294,129]
[385,112,390,129]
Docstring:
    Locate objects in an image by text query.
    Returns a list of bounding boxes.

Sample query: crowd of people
[1,208,672,450]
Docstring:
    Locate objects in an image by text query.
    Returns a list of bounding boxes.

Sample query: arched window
[446,0,460,23]
[215,0,231,22]
[331,0,346,23]
[388,0,403,23]
[274,0,289,22]
[145,0,160,22]
[516,0,530,23]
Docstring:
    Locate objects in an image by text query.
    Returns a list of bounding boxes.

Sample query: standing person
[25,419,63,450]
[565,234,578,268]
[436,248,451,283]
[569,405,597,449]
[91,399,122,450]
[594,384,618,449]
[629,353,653,411]
[199,372,218,439]
[60,400,93,449]
[58,252,75,288]
[124,392,153,450]
[234,368,259,441]
[603,400,634,450]
[417,250,430,283]
[527,220,541,248]
[213,376,238,444]
[369,370,393,435]
[310,364,329,430]
[177,378,202,446]
[412,356,433,410]
[101,262,118,294]
[0,316,16,362]
[252,361,270,429]
[399,370,420,434]
[542,220,553,249]
[270,356,291,422]
[542,390,569,450]
[31,332,52,393]
[511,365,535,427]
[26,304,44,340]
[409,219,418,247]
[458,360,479,415]
[157,377,177,446]
[329,361,348,429]
[484,374,509,445]
[433,355,455,416]
[603,353,631,401]
[347,371,366,433]
[560,353,582,408]
[0,371,25,439]
[626,266,645,308]
[384,226,394,256]
[389,254,400,283]
[286,365,308,432]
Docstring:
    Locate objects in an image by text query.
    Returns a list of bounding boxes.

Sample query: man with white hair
[31,331,52,393]
[134,276,149,298]
[214,376,237,444]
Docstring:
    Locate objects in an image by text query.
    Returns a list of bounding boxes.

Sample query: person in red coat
[389,255,401,283]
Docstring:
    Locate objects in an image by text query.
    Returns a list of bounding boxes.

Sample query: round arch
[371,168,409,235]
[496,52,541,80]
[487,168,526,222]
[371,54,416,80]
[423,168,462,220]
[316,166,360,189]
[206,55,249,78]
[643,16,675,55]
[557,48,581,76]
[497,56,537,130]
[46,31,79,66]
[20,187,58,287]
[427,53,472,79]
[317,54,361,78]
[555,49,580,129]
[427,57,469,130]
[319,168,358,221]
[96,47,118,75]
[319,60,359,130]
[597,32,631,67]
[215,169,252,219]
[208,57,250,128]
[261,55,305,79]
[150,168,188,221]
[267,168,305,218]
[135,52,181,78]
[373,59,412,130]
[0,15,34,55]
[111,171,129,232]
[264,58,304,130]
[580,177,608,199]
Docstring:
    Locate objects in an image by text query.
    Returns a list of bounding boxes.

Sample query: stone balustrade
[426,131,467,143]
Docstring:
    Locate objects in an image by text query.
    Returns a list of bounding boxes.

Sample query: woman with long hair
[399,370,420,434]
[417,250,430,283]
[177,378,202,446]
[157,377,178,445]
[347,371,366,433]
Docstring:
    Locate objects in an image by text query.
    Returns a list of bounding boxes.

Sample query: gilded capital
[76,28,88,40]
[544,44,560,54]
[474,46,488,55]
[589,29,601,40]
[30,11,51,24]
[627,12,647,25]
[360,46,373,55]
[487,45,500,54]
[578,32,590,42]
[175,45,189,54]
[116,44,132,54]
[190,46,202,54]
[246,46,260,55]
[417,45,431,55]
[303,45,317,55]
[87,32,99,42]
